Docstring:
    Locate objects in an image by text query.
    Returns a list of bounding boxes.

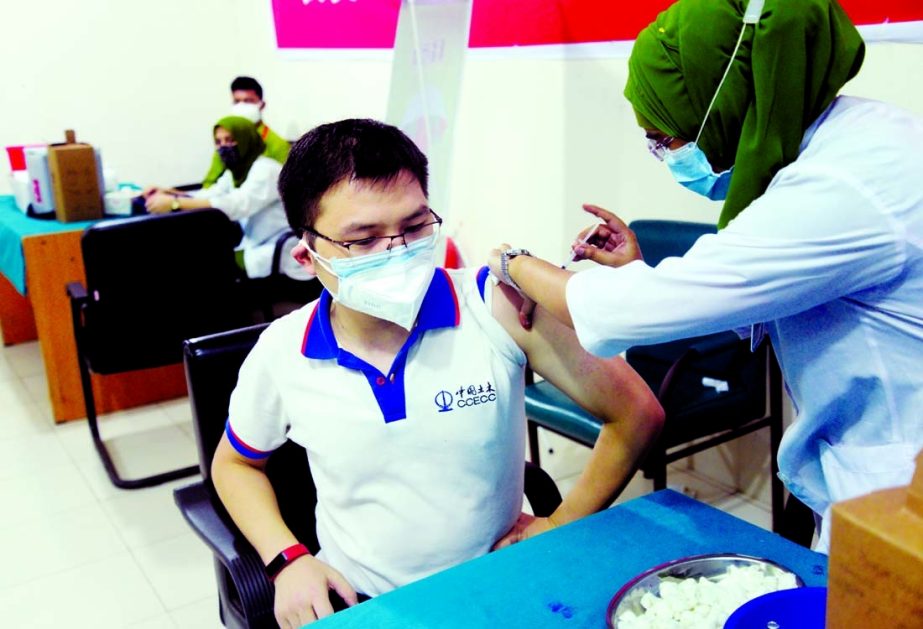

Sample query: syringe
[560,224,601,269]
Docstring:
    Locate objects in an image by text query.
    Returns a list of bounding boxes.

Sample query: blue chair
[526,219,786,533]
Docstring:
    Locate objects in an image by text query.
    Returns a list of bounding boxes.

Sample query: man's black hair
[279,119,429,234]
[230,76,263,100]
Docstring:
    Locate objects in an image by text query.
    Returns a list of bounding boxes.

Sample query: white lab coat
[567,97,923,551]
[193,156,309,280]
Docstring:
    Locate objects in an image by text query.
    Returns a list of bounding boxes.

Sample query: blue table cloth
[0,195,97,294]
[313,490,827,628]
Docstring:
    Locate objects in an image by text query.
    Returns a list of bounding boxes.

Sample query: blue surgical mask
[307,234,437,330]
[663,143,733,201]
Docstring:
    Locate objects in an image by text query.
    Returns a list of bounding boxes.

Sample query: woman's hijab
[214,115,266,188]
[625,0,865,228]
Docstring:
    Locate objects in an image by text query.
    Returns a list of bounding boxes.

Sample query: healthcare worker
[145,116,306,280]
[488,0,923,552]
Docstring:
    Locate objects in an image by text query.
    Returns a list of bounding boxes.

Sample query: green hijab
[214,115,266,187]
[624,0,864,228]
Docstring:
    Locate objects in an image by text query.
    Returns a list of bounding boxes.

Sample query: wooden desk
[0,200,186,422]
[314,490,828,628]
[0,271,37,345]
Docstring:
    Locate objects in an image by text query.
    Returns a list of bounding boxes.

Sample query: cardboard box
[47,130,103,222]
[827,449,923,627]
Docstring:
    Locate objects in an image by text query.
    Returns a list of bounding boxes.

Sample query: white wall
[448,42,923,264]
[2,1,921,269]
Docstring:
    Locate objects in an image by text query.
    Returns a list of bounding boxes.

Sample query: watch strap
[265,543,310,581]
[500,248,530,291]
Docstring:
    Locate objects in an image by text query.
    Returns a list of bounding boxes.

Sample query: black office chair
[67,209,252,489]
[247,230,323,322]
[526,219,787,533]
[172,181,321,321]
[175,324,564,629]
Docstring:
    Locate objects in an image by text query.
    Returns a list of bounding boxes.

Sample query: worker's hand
[145,192,175,214]
[572,204,642,268]
[491,512,555,550]
[272,555,358,628]
[141,186,161,198]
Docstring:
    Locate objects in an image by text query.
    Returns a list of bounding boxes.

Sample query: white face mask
[230,102,261,124]
[308,234,437,330]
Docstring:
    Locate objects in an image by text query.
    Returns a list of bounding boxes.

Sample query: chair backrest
[183,324,319,551]
[626,219,768,444]
[630,219,717,267]
[80,209,250,374]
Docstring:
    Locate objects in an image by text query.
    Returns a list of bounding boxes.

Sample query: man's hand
[491,512,556,551]
[571,204,642,268]
[272,555,358,628]
[145,192,176,214]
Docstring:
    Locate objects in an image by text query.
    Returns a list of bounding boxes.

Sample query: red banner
[272,0,923,50]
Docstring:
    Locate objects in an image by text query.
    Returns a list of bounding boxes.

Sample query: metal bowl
[606,553,805,628]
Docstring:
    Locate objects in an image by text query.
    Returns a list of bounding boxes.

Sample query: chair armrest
[174,482,276,622]
[270,230,297,277]
[685,331,740,358]
[524,461,562,518]
[656,331,741,400]
[66,281,88,301]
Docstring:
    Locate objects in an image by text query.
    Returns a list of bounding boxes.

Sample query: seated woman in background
[145,115,307,280]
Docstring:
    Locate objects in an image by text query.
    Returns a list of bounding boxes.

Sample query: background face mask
[309,235,437,330]
[217,145,241,168]
[664,142,733,201]
[230,102,261,124]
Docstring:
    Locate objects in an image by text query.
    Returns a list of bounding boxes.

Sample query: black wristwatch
[500,248,531,292]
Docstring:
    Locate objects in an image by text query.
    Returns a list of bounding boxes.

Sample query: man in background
[202,76,290,188]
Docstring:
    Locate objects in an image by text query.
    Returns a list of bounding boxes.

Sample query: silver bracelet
[500,248,531,292]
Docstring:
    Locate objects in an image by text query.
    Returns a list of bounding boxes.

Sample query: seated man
[211,119,665,626]
[202,75,290,188]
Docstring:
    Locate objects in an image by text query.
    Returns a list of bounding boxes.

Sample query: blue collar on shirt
[299,268,460,423]
[301,267,459,359]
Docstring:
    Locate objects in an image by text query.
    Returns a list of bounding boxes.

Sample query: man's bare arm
[491,280,664,527]
[212,435,357,625]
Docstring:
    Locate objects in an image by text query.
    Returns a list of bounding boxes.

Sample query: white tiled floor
[0,337,773,628]
[0,339,221,629]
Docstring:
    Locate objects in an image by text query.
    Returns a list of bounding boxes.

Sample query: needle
[561,224,601,269]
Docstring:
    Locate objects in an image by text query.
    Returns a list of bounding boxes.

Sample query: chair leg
[779,493,816,548]
[78,355,198,490]
[650,452,667,491]
[527,420,541,467]
[768,348,785,533]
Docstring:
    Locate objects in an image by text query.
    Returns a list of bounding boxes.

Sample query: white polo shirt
[226,267,526,596]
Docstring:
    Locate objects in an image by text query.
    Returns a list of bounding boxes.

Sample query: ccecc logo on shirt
[434,381,497,412]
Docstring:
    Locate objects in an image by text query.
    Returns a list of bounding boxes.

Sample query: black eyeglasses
[304,209,443,256]
[647,135,676,161]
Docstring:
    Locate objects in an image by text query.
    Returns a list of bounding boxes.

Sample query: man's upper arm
[213,431,269,475]
[491,282,657,423]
